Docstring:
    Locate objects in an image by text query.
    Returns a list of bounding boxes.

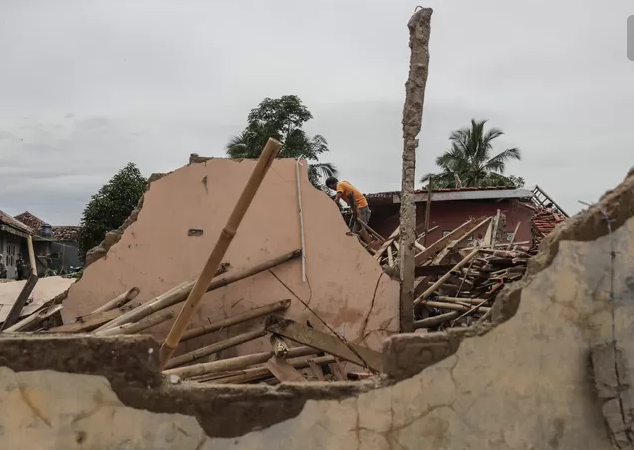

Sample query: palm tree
[421,119,521,189]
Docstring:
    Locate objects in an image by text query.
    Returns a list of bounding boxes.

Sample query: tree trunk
[399,7,433,333]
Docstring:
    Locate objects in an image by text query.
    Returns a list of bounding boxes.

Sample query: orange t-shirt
[336,181,368,208]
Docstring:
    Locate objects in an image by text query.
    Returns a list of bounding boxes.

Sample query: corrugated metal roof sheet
[365,186,520,199]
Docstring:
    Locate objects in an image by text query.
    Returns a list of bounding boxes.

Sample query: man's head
[325,177,338,191]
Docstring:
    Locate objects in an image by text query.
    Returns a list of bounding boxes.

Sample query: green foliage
[226,95,337,189]
[421,119,523,189]
[79,163,147,257]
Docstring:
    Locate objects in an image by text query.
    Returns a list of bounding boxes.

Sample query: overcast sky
[0,0,632,224]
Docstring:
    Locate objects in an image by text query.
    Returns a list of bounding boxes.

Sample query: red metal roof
[365,186,520,199]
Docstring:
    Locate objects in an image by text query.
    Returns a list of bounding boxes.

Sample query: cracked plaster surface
[62,158,399,358]
[3,203,633,448]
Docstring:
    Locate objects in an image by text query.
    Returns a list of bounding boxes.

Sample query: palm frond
[483,147,522,173]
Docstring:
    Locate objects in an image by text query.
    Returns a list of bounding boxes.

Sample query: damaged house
[13,211,82,273]
[61,157,400,362]
[0,210,81,278]
[366,185,567,247]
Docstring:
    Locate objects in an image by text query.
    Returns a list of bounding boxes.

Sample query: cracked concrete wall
[2,172,634,448]
[62,158,399,356]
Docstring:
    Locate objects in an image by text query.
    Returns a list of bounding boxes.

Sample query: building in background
[365,185,567,247]
[13,212,82,274]
[0,210,33,279]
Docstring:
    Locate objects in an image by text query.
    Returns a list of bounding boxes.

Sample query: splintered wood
[406,212,535,331]
[12,248,376,385]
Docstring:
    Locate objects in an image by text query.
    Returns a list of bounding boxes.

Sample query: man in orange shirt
[326,177,371,234]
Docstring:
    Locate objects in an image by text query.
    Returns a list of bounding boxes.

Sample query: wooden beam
[90,287,140,314]
[414,218,479,265]
[374,228,399,260]
[163,346,316,378]
[265,356,307,382]
[3,304,62,332]
[423,184,432,246]
[414,248,480,305]
[0,274,38,330]
[506,222,521,249]
[26,236,37,276]
[163,328,266,370]
[265,316,383,372]
[181,299,291,342]
[211,355,336,384]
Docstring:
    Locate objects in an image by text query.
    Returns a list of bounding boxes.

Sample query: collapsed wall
[3,168,633,448]
[62,158,399,356]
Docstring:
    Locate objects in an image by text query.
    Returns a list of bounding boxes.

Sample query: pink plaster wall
[62,159,399,357]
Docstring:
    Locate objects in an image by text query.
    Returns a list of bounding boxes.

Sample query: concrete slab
[0,276,74,323]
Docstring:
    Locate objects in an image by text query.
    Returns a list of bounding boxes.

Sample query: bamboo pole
[111,251,296,333]
[163,328,267,370]
[413,248,479,305]
[506,222,521,249]
[435,296,489,305]
[160,138,282,368]
[423,181,432,246]
[164,345,315,378]
[295,159,307,282]
[413,311,459,329]
[95,310,174,336]
[95,251,296,333]
[181,299,291,342]
[93,281,192,332]
[90,287,140,314]
[26,235,37,276]
[419,301,490,313]
[207,355,336,384]
[3,304,62,332]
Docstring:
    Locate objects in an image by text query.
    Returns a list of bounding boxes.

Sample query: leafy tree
[421,119,523,189]
[226,95,337,189]
[79,163,147,257]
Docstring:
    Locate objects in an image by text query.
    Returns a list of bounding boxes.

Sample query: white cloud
[0,0,632,223]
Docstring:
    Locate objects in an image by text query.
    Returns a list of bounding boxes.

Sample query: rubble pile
[372,212,536,331]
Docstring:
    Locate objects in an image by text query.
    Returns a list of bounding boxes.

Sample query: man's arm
[333,191,342,203]
[348,193,358,217]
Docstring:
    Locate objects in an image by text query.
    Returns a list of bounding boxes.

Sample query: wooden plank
[48,307,125,333]
[430,217,492,266]
[329,360,347,381]
[415,225,439,245]
[265,356,307,382]
[265,316,383,372]
[0,274,38,331]
[3,304,62,332]
[414,218,478,265]
[164,328,266,370]
[183,299,291,342]
[506,222,521,249]
[423,184,433,246]
[308,360,326,381]
[413,217,492,294]
[414,248,480,305]
[374,228,399,260]
[164,346,316,379]
[387,245,394,267]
